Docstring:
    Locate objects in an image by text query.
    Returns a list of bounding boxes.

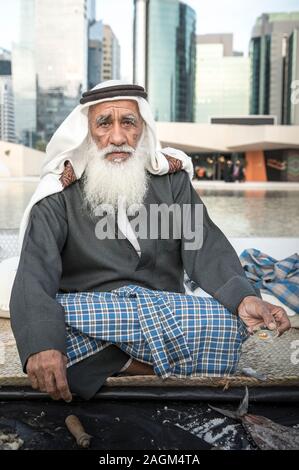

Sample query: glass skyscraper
[249,12,299,124]
[12,0,89,145]
[35,0,88,142]
[176,2,196,122]
[146,0,179,121]
[102,25,121,82]
[12,0,37,146]
[87,0,96,22]
[134,0,196,122]
[88,20,103,89]
[0,49,16,143]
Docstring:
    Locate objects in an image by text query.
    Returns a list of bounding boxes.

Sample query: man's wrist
[237,295,259,314]
[213,276,260,315]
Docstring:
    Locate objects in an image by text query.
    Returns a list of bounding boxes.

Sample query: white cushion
[261,291,296,317]
[0,257,19,317]
[261,292,299,328]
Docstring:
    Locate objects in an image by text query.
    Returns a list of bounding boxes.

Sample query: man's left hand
[237,296,291,336]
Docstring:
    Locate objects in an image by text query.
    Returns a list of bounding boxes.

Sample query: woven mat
[1,317,299,388]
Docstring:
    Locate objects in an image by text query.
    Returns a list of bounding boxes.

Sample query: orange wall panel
[245,151,267,181]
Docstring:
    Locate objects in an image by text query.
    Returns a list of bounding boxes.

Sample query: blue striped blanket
[240,248,299,314]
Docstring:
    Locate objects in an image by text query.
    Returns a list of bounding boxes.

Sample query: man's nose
[109,123,127,146]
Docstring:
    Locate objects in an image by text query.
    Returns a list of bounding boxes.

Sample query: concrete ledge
[193,181,299,191]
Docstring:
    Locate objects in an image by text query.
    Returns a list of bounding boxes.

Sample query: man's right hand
[26,350,72,402]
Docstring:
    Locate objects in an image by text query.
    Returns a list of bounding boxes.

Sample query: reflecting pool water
[0,180,298,237]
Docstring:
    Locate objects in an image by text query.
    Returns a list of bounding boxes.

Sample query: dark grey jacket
[10,171,258,398]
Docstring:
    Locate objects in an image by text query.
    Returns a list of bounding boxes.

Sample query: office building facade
[35,0,88,142]
[249,12,299,124]
[282,27,299,125]
[133,0,196,122]
[176,2,196,121]
[88,20,104,89]
[12,0,88,145]
[195,34,250,123]
[0,49,16,143]
[102,25,121,82]
[12,0,37,146]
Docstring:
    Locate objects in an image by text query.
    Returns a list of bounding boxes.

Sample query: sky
[0,0,299,80]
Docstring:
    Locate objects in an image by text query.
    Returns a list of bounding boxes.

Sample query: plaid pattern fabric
[56,285,248,378]
[240,249,299,314]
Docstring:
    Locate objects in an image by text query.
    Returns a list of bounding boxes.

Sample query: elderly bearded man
[10,81,290,402]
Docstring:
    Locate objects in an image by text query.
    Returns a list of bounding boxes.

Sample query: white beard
[82,132,150,216]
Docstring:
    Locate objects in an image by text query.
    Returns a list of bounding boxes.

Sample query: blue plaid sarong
[240,249,299,314]
[56,284,248,378]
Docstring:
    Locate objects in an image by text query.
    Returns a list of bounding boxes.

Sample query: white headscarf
[18,80,194,252]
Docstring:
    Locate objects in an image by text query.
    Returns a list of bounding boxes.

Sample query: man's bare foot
[124,359,155,376]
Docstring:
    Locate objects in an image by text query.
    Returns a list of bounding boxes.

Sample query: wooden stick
[65,415,92,448]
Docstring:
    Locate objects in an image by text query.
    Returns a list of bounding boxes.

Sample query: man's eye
[98,122,110,128]
[123,121,135,127]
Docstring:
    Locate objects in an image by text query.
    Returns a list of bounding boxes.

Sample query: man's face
[88,99,144,163]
